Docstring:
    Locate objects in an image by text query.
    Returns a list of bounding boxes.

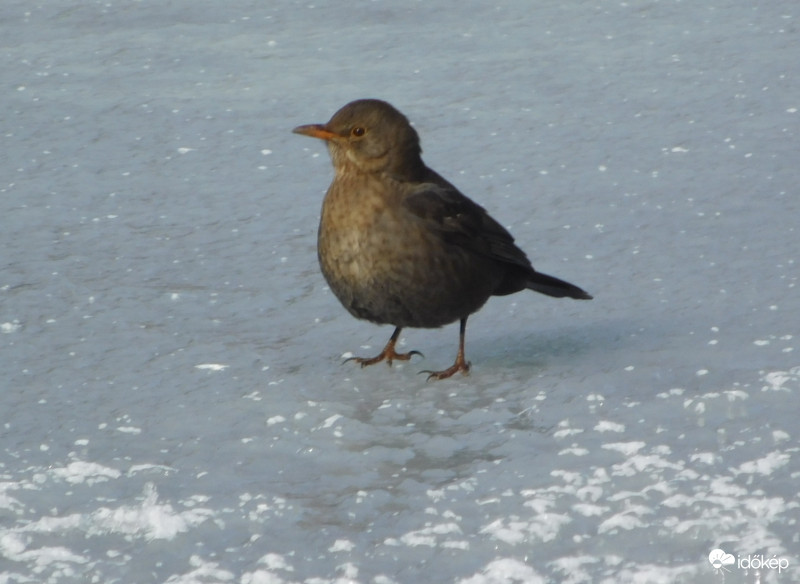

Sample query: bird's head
[293,99,424,180]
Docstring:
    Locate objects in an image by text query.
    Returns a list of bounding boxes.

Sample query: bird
[292,99,592,380]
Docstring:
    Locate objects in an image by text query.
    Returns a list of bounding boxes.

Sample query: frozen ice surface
[2,1,798,583]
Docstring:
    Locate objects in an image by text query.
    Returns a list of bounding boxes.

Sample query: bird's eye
[351,127,366,137]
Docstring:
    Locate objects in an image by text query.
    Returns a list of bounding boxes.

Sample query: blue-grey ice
[2,1,798,583]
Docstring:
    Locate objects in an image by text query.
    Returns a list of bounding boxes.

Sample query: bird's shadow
[466,315,660,372]
[316,312,680,386]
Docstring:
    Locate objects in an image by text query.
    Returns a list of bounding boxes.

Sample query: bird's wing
[402,183,534,270]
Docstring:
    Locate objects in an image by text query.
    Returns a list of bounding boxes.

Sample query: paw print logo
[708,548,736,573]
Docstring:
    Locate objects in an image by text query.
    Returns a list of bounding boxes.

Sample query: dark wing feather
[402,182,534,271]
[402,180,592,300]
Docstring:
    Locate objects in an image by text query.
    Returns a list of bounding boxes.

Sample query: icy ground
[2,1,799,582]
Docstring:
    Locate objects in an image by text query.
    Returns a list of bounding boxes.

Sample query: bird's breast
[316,173,499,327]
[318,176,395,280]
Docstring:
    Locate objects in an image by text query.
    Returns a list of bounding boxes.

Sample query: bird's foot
[345,347,424,368]
[420,355,471,381]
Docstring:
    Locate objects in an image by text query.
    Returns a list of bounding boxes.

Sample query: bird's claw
[419,359,471,381]
[344,349,424,368]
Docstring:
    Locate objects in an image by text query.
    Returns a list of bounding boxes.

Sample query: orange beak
[292,124,340,141]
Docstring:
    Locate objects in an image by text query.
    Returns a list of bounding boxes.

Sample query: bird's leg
[345,327,423,368]
[422,318,472,381]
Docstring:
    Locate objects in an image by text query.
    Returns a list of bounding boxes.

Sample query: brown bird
[293,99,592,380]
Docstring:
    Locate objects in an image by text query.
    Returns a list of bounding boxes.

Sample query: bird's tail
[526,271,593,300]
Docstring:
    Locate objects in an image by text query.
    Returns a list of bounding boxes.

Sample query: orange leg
[421,317,472,381]
[345,327,423,368]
